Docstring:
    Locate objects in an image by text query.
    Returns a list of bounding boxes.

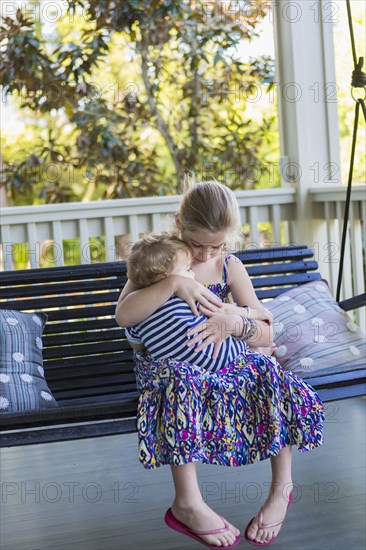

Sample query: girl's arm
[203,302,273,323]
[225,255,274,347]
[115,278,175,327]
[115,275,223,327]
[196,303,274,351]
[186,255,274,355]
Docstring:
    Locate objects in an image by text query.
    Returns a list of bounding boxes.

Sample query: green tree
[1,0,277,204]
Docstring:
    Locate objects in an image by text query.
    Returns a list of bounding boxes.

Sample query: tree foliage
[0,0,278,203]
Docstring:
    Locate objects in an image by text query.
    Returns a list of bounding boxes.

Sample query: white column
[273,0,341,281]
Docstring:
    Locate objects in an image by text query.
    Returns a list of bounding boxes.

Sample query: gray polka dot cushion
[265,280,366,377]
[0,309,58,412]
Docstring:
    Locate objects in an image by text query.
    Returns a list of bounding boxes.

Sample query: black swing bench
[1,245,365,448]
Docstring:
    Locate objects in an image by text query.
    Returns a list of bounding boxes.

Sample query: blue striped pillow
[265,280,366,377]
[0,309,58,412]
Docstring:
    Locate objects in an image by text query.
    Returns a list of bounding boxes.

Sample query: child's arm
[115,276,222,327]
[125,326,145,351]
[128,341,145,351]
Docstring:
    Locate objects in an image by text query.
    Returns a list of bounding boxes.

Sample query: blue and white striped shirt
[125,295,247,372]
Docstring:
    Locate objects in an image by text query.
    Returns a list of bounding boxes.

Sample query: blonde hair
[177,173,243,247]
[127,232,192,288]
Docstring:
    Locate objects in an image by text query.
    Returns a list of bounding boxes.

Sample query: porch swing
[0,1,365,447]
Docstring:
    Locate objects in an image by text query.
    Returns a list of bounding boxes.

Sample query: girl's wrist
[233,314,245,337]
[242,305,251,318]
[168,274,181,294]
[237,316,258,341]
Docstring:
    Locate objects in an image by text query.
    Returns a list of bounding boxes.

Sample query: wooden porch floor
[1,397,365,550]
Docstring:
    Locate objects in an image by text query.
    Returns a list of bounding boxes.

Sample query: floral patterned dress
[132,261,325,470]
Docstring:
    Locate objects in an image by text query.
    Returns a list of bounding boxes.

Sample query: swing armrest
[338,293,366,312]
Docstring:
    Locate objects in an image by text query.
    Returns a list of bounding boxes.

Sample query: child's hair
[177,173,243,246]
[127,232,192,288]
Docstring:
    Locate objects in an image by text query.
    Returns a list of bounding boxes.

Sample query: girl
[115,177,325,549]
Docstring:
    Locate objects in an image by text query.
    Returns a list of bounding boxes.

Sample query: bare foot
[171,499,240,547]
[246,482,293,544]
[252,343,277,356]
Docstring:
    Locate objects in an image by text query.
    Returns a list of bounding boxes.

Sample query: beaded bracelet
[246,318,258,339]
[238,316,257,341]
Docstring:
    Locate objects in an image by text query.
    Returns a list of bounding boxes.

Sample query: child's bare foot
[246,481,293,544]
[171,499,240,547]
[252,343,277,356]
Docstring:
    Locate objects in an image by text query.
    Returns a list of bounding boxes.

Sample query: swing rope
[336,0,366,302]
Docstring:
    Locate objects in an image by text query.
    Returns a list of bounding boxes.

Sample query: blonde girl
[115,177,324,549]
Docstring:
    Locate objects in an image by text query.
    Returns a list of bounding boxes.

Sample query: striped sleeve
[125,325,142,344]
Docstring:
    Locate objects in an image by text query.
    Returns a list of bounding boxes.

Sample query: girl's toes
[247,523,257,540]
[255,528,264,542]
[229,532,237,543]
[225,533,234,546]
[220,534,229,546]
[260,530,268,543]
[266,530,274,542]
[229,522,240,538]
[224,530,233,543]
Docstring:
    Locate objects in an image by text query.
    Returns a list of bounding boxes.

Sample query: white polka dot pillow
[0,309,58,412]
[265,280,366,377]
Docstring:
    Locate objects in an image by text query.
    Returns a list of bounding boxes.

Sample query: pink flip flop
[243,491,293,547]
[165,507,241,549]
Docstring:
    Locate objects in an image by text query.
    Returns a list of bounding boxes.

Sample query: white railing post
[273,0,342,282]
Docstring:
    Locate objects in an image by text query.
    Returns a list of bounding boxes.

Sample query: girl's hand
[198,303,273,324]
[172,275,223,316]
[198,302,238,318]
[186,313,241,359]
[249,307,273,324]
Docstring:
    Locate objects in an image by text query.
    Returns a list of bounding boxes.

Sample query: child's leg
[170,462,240,547]
[246,445,293,544]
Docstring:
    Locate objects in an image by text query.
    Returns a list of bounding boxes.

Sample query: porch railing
[0,187,297,269]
